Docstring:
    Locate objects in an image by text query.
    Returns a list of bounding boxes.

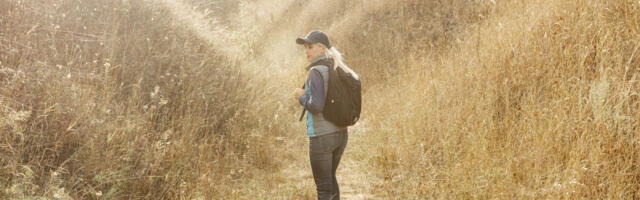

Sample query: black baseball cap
[296,30,331,49]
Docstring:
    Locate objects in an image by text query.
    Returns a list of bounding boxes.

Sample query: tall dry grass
[1,0,639,199]
[363,0,640,198]
[0,0,266,198]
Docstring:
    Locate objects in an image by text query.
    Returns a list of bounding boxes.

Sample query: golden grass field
[1,0,639,199]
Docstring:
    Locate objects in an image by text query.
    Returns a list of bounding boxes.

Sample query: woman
[293,30,355,200]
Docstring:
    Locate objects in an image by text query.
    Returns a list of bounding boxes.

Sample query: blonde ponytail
[325,47,359,80]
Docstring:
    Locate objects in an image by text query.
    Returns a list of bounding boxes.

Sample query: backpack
[299,58,361,127]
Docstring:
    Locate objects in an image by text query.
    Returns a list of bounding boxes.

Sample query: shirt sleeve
[298,69,325,114]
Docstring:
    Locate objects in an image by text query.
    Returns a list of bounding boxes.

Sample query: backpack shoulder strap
[313,59,334,70]
[299,58,334,122]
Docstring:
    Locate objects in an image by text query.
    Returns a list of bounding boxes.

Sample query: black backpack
[299,58,361,127]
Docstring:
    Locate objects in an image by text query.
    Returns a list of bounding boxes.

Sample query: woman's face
[304,43,326,62]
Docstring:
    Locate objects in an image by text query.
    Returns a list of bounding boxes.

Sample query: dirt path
[339,136,379,199]
[275,122,380,199]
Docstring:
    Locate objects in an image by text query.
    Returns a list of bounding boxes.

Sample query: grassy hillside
[1,0,639,199]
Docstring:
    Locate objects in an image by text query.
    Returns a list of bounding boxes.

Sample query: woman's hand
[294,88,305,100]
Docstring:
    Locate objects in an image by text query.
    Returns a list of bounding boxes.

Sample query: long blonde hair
[324,46,359,80]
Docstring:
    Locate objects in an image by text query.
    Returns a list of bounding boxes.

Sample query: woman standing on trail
[293,30,352,200]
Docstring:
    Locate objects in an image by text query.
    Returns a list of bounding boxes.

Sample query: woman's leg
[310,134,338,200]
[330,130,348,200]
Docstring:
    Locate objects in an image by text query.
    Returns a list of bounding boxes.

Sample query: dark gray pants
[309,129,348,200]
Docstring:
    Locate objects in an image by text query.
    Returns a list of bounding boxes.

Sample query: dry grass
[364,0,640,199]
[1,0,639,199]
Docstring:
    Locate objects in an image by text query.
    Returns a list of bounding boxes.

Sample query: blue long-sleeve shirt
[298,69,325,114]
